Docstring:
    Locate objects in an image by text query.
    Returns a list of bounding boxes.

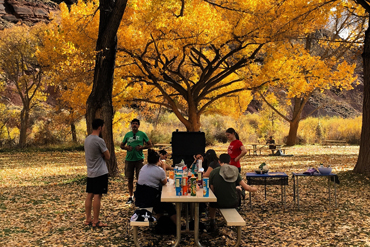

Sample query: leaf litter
[0,146,369,246]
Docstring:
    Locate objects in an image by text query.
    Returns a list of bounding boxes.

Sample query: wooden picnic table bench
[322,140,348,147]
[131,207,153,247]
[219,208,245,246]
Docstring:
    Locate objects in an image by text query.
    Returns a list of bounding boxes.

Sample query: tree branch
[258,91,292,122]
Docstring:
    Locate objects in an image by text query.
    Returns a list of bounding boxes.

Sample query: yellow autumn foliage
[37,0,357,131]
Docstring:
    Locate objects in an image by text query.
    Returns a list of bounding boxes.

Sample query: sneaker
[126,197,134,204]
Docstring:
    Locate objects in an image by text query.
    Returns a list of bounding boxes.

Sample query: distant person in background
[266,136,276,149]
[226,128,247,173]
[203,149,220,177]
[84,119,110,228]
[120,119,152,204]
[158,149,174,170]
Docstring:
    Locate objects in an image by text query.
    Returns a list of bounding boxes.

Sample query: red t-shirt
[228,140,243,168]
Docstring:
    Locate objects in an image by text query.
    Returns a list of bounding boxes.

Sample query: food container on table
[203,177,209,197]
[318,167,332,175]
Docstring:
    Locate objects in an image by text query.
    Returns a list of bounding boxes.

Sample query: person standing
[121,119,152,204]
[226,128,247,173]
[84,119,110,228]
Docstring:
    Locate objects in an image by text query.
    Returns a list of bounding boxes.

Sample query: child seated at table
[208,154,257,232]
[134,149,177,225]
[189,153,204,175]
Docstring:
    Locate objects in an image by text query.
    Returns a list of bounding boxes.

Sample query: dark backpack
[134,183,161,208]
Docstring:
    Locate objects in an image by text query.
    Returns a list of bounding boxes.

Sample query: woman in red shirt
[226,128,247,173]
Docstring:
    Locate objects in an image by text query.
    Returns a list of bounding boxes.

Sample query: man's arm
[102,150,110,160]
[161,178,167,185]
[235,145,247,162]
[239,180,257,192]
[203,167,213,178]
[210,184,215,193]
[136,140,153,151]
[120,140,133,151]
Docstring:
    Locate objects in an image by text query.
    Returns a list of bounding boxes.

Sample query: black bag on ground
[154,215,176,235]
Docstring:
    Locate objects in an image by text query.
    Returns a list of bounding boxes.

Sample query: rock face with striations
[0,0,59,30]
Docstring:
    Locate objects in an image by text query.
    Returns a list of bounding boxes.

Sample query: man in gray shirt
[84,119,110,228]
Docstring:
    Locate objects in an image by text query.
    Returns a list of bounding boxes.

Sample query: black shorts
[86,174,108,195]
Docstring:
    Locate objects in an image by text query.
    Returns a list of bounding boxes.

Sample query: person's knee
[93,194,102,200]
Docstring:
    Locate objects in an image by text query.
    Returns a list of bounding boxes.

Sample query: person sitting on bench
[134,149,177,225]
[208,154,257,232]
[266,136,276,149]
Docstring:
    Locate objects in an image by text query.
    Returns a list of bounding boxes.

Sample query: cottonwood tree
[111,0,343,131]
[256,5,364,146]
[39,0,346,171]
[0,25,46,147]
[39,0,128,175]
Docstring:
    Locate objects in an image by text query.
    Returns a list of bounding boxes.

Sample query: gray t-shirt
[137,164,166,189]
[84,135,109,178]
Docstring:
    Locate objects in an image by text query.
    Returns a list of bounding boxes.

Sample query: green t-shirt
[122,131,149,161]
[209,166,242,208]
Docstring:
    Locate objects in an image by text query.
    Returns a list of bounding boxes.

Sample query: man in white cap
[208,153,257,232]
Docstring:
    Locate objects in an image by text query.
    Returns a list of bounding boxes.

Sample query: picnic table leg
[185,202,190,231]
[281,184,283,206]
[264,178,267,200]
[334,178,337,207]
[194,202,203,247]
[297,176,300,210]
[293,175,296,204]
[233,226,242,247]
[133,226,140,247]
[172,203,182,247]
[284,184,286,210]
[328,177,331,205]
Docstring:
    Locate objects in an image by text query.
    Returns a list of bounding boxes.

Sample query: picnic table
[153,143,172,149]
[322,140,348,147]
[161,183,217,247]
[245,143,266,155]
[246,172,288,209]
[292,172,338,210]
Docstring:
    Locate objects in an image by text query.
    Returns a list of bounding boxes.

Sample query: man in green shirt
[120,119,152,204]
[209,154,257,231]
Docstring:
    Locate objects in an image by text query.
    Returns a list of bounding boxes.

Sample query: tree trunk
[354,21,370,176]
[19,106,29,148]
[285,97,304,146]
[286,119,300,146]
[186,101,201,132]
[86,0,126,176]
[71,123,77,143]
